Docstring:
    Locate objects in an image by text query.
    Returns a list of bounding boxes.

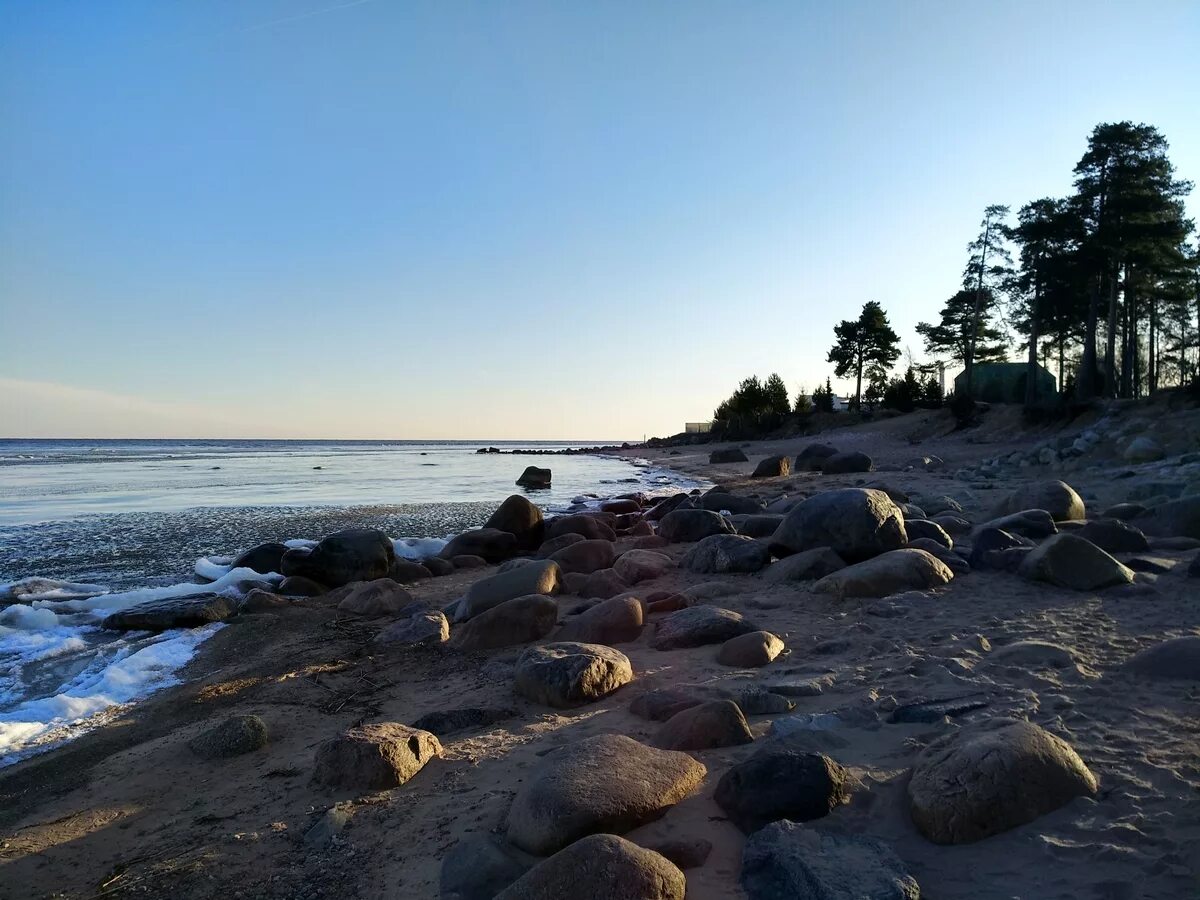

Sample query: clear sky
[2,1,1197,440]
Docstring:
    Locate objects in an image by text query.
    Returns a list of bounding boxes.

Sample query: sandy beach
[1,401,1199,899]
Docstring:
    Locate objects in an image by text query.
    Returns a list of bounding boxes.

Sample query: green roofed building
[953,362,1057,403]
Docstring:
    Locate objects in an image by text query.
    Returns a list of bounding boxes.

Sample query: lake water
[0,438,704,765]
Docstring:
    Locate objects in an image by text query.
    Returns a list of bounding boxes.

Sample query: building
[684,421,712,434]
[953,362,1057,403]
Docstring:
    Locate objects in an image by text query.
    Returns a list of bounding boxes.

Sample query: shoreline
[1,403,1198,898]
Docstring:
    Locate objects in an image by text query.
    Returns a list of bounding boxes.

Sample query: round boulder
[658,508,736,543]
[992,480,1086,522]
[549,539,617,575]
[717,631,784,667]
[513,641,633,708]
[812,549,953,599]
[1017,533,1134,591]
[312,722,441,791]
[556,595,643,644]
[484,495,546,552]
[821,451,873,474]
[1124,636,1200,680]
[751,456,792,478]
[459,560,563,621]
[454,594,558,650]
[769,488,906,563]
[189,715,269,759]
[908,717,1098,844]
[440,528,519,564]
[651,606,757,650]
[715,750,848,832]
[681,534,771,574]
[337,579,414,617]
[710,448,749,464]
[654,699,753,751]
[613,549,673,584]
[795,443,838,471]
[495,834,685,900]
[281,527,395,589]
[516,466,552,488]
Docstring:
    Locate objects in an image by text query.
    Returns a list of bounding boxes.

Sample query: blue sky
[2,0,1197,439]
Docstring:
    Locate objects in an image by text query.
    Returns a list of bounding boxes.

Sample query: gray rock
[512,641,633,708]
[455,594,558,650]
[710,448,749,464]
[505,733,706,855]
[338,579,414,617]
[231,542,289,576]
[717,630,785,667]
[655,699,753,750]
[577,567,630,599]
[495,834,685,900]
[312,722,441,790]
[715,751,848,832]
[658,508,736,543]
[483,494,546,553]
[906,539,969,575]
[752,456,792,478]
[904,519,953,549]
[769,489,907,563]
[1123,436,1165,462]
[546,514,616,542]
[440,528,519,564]
[700,492,766,515]
[188,714,269,759]
[630,688,705,721]
[681,534,771,574]
[1076,518,1149,553]
[376,608,450,645]
[1018,533,1134,591]
[516,466,552,488]
[440,834,535,900]
[821,451,873,474]
[411,706,516,737]
[760,547,847,583]
[795,443,838,471]
[992,480,1085,522]
[548,539,617,575]
[555,595,643,644]
[1125,636,1200,680]
[812,549,953,599]
[281,527,395,589]
[102,594,234,632]
[304,805,351,848]
[1137,495,1200,540]
[612,549,673,584]
[736,513,787,538]
[976,509,1058,540]
[651,606,757,650]
[741,821,919,900]
[908,717,1098,844]
[459,560,563,621]
[535,532,586,558]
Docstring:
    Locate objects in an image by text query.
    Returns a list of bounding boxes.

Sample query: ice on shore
[36,567,280,616]
[394,536,449,560]
[0,577,109,603]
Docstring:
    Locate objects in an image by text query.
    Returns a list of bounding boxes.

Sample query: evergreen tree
[916,289,1007,369]
[793,384,812,414]
[961,204,1014,392]
[827,301,901,409]
[811,379,834,413]
[763,373,790,417]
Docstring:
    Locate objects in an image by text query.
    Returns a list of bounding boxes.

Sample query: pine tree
[961,204,1014,392]
[916,289,1007,370]
[763,373,790,417]
[827,301,901,409]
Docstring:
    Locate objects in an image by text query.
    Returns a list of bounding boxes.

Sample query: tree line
[709,120,1197,435]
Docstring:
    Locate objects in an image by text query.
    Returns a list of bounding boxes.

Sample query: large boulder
[1018,533,1134,591]
[548,539,617,575]
[699,492,765,515]
[388,559,433,584]
[505,733,706,854]
[440,528,519,564]
[1136,496,1200,540]
[820,451,873,475]
[189,715,269,759]
[231,542,289,575]
[968,527,1033,570]
[681,534,771,574]
[513,642,633,708]
[741,821,919,900]
[338,579,413,617]
[1076,518,1149,553]
[535,532,586,558]
[311,723,441,790]
[440,834,534,900]
[751,456,792,478]
[454,594,558,650]
[546,515,616,542]
[908,717,1098,844]
[1124,436,1165,462]
[769,489,906,563]
[992,480,1086,522]
[102,594,234,632]
[760,547,846,583]
[717,631,784,667]
[651,606,757,650]
[375,608,449,645]
[714,751,848,832]
[1124,636,1200,680]
[495,834,685,900]
[613,549,673,584]
[904,519,953,549]
[735,514,786,538]
[645,493,691,521]
[484,495,546,552]
[516,466,552,488]
[578,568,630,599]
[795,443,838,471]
[812,549,953,599]
[281,528,394,588]
[658,509,736,543]
[710,448,749,464]
[975,509,1058,540]
[556,596,643,644]
[655,699,753,751]
[459,560,562,620]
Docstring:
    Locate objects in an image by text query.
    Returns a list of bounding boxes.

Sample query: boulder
[1123,436,1165,462]
[1018,533,1134,591]
[278,575,326,596]
[338,579,414,617]
[710,448,749,464]
[741,821,919,900]
[455,594,558,650]
[189,715,269,759]
[505,733,706,854]
[651,606,757,650]
[645,494,690,522]
[714,751,847,832]
[976,509,1059,540]
[600,498,641,514]
[812,549,953,599]
[643,838,712,871]
[658,508,736,543]
[513,642,633,708]
[440,528,519,564]
[630,688,705,722]
[440,834,534,900]
[908,717,1098,844]
[1136,496,1200,540]
[681,534,771,574]
[281,528,395,588]
[930,514,971,536]
[821,451,873,474]
[795,443,838,471]
[556,596,643,644]
[312,722,441,791]
[751,456,792,478]
[578,568,630,599]
[1076,518,1150,553]
[769,489,907,563]
[459,560,562,620]
[904,519,952,549]
[535,532,586,558]
[546,515,616,542]
[231,542,289,575]
[906,539,969,575]
[495,834,685,900]
[483,495,546,552]
[388,560,432,583]
[992,480,1086,522]
[102,594,234,632]
[239,588,289,614]
[699,492,765,515]
[452,554,489,569]
[717,631,784,667]
[968,527,1033,570]
[375,609,449,645]
[735,514,786,538]
[760,548,846,583]
[991,640,1076,670]
[613,549,673,584]
[516,466,552,488]
[411,706,515,737]
[1124,636,1200,680]
[549,539,617,575]
[655,699,753,750]
[1101,502,1147,521]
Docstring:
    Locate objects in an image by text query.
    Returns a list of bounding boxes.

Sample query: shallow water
[0,438,705,765]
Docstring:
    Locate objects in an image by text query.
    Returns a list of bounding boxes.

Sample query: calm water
[0,438,704,764]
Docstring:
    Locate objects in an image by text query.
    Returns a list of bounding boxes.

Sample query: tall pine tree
[827,302,901,409]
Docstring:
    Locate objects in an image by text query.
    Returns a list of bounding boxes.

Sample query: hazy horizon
[2,1,1198,439]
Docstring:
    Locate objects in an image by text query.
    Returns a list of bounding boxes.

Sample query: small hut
[953,362,1056,403]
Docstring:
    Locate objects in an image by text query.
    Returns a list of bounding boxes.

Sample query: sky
[1,1,1198,440]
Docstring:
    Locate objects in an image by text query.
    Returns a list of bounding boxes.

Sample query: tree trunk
[1025,284,1041,406]
[1105,264,1119,397]
[1078,274,1100,398]
[854,355,863,410]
